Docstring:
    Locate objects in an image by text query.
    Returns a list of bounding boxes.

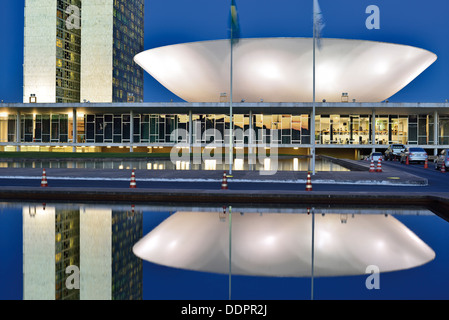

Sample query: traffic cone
[441,162,446,173]
[221,171,228,190]
[406,156,409,165]
[130,170,137,188]
[376,158,382,172]
[305,172,312,191]
[424,158,428,169]
[369,159,375,172]
[41,169,48,187]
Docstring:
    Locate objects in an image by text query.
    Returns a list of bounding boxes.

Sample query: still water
[0,157,349,172]
[1,202,448,300]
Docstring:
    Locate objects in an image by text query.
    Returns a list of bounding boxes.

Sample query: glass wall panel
[428,115,434,144]
[8,115,16,142]
[439,116,449,145]
[350,115,360,144]
[60,114,68,143]
[292,116,300,143]
[301,114,310,144]
[133,115,141,143]
[215,115,225,143]
[418,115,428,145]
[95,115,104,143]
[42,115,50,143]
[122,115,130,142]
[408,115,418,145]
[320,115,330,144]
[165,115,177,143]
[113,115,122,143]
[149,115,158,143]
[22,115,33,142]
[0,115,8,143]
[359,115,370,144]
[234,114,245,144]
[375,116,388,145]
[281,115,291,144]
[34,115,42,142]
[141,115,150,143]
[86,115,94,143]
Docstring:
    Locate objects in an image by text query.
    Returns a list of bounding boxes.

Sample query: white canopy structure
[132,211,435,277]
[134,37,437,103]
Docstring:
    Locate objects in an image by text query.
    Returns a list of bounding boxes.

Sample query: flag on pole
[313,0,325,49]
[229,0,240,45]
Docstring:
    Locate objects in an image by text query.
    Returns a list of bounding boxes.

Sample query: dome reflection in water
[133,210,435,277]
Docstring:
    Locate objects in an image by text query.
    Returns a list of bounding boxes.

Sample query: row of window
[4,114,449,145]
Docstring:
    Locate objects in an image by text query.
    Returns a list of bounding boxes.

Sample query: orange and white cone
[305,172,312,191]
[406,156,409,165]
[41,169,48,187]
[130,170,137,188]
[424,158,428,169]
[376,158,382,172]
[221,171,228,190]
[441,162,446,173]
[369,159,375,172]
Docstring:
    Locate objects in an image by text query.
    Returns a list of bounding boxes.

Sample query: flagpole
[311,1,316,176]
[311,207,315,300]
[229,35,234,176]
[228,205,232,300]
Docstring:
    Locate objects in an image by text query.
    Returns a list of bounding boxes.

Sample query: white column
[248,110,253,157]
[129,110,134,153]
[371,109,376,153]
[189,110,193,154]
[434,110,439,156]
[72,108,77,152]
[16,110,21,152]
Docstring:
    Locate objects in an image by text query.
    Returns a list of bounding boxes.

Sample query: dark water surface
[1,201,448,300]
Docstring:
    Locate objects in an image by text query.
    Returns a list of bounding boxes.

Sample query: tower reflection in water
[23,204,142,300]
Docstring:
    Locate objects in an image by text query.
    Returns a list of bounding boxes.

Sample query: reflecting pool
[0,157,349,172]
[1,202,448,300]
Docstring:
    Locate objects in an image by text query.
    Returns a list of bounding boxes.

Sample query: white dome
[134,37,437,103]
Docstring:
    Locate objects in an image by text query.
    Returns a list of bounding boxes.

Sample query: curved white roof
[134,37,437,103]
[133,211,435,277]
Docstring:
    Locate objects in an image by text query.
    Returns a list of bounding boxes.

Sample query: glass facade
[56,0,82,103]
[113,0,145,103]
[1,111,446,149]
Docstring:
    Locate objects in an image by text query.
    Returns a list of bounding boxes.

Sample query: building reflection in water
[23,204,142,300]
[0,157,349,172]
[133,209,435,277]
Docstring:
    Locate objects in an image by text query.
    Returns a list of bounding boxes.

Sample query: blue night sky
[0,0,448,103]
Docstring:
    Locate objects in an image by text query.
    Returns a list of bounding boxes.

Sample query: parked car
[385,144,406,160]
[434,149,449,170]
[369,152,383,162]
[400,147,428,164]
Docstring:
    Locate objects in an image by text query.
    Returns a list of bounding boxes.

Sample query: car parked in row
[400,147,428,164]
[434,149,449,170]
[384,144,406,161]
[369,152,383,162]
